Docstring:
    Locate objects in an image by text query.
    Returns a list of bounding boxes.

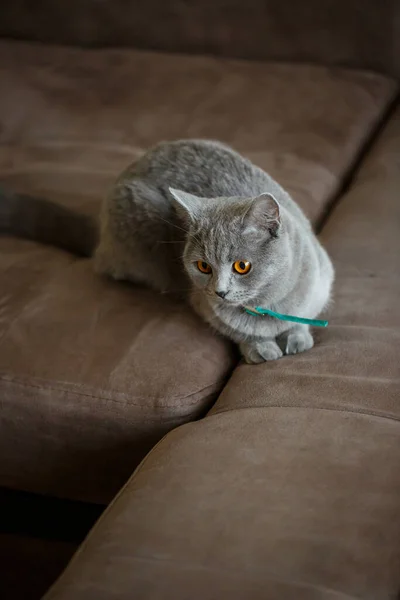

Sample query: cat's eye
[197,260,212,274]
[233,260,251,274]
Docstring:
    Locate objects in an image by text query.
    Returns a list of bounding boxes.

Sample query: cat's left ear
[169,187,202,223]
[242,193,281,237]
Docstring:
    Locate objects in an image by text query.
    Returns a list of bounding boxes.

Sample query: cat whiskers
[156,240,183,244]
[187,289,207,298]
[155,216,201,245]
[154,215,204,247]
[154,214,190,236]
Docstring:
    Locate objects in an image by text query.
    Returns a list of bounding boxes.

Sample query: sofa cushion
[43,110,400,600]
[0,238,235,502]
[44,410,400,600]
[0,1,399,77]
[1,42,396,224]
[212,109,400,417]
[0,41,396,502]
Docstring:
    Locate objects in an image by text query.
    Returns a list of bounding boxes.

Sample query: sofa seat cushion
[0,42,396,224]
[212,109,400,418]
[0,238,235,503]
[44,409,400,600]
[43,110,400,600]
[0,41,396,503]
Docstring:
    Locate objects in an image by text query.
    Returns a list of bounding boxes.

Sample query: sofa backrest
[1,0,399,78]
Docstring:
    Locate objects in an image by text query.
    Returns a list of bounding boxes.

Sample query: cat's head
[169,188,288,306]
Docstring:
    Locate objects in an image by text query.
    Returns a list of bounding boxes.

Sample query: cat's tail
[0,187,98,257]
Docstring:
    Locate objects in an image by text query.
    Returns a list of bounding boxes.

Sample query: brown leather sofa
[0,2,399,598]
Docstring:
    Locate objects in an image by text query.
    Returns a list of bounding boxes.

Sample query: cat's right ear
[242,193,281,238]
[169,188,202,223]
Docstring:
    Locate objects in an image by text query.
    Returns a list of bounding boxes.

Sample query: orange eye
[197,261,212,274]
[233,260,251,274]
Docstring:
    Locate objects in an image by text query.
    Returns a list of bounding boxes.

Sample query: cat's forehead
[193,218,255,260]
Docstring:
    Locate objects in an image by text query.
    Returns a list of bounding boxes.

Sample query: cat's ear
[169,187,202,223]
[242,193,281,237]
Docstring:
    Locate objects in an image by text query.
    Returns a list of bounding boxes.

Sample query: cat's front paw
[240,340,283,364]
[285,328,314,355]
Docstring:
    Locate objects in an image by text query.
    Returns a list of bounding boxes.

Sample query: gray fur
[95,139,334,363]
[0,139,333,363]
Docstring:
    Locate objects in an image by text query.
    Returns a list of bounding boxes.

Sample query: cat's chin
[192,289,249,309]
[209,296,243,309]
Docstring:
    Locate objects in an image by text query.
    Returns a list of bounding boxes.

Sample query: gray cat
[0,139,334,363]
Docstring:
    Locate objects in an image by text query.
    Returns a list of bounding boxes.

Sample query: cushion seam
[0,375,225,408]
[211,404,400,423]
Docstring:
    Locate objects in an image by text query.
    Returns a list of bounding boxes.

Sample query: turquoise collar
[244,306,328,327]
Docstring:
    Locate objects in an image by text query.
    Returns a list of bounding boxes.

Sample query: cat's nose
[215,290,227,299]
